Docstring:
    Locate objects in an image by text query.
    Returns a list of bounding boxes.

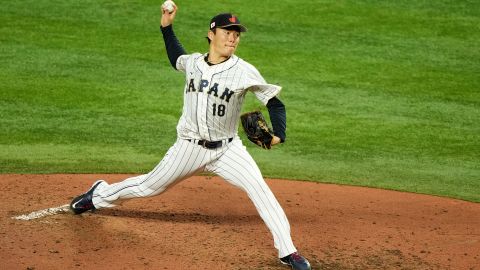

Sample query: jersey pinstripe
[176,53,281,141]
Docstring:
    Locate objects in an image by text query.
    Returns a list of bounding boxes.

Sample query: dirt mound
[1,174,479,269]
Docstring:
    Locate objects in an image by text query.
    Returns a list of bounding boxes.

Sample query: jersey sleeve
[243,63,282,105]
[175,54,189,72]
[176,53,202,73]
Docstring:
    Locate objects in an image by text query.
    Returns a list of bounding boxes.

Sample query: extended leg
[91,139,211,208]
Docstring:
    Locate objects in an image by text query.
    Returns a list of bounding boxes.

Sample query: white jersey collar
[198,53,239,73]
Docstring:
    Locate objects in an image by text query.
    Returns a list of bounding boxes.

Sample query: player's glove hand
[240,111,274,149]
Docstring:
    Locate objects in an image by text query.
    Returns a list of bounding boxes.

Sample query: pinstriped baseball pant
[91,137,297,257]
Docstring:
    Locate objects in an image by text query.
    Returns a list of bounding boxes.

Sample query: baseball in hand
[162,0,175,13]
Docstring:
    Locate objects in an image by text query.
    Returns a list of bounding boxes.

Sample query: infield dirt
[1,174,479,269]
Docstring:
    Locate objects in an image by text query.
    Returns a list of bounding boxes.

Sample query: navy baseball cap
[209,13,247,32]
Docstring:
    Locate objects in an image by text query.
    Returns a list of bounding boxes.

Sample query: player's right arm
[160,2,187,69]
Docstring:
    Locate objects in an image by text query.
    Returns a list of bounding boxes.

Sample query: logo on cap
[210,22,216,29]
[229,16,237,23]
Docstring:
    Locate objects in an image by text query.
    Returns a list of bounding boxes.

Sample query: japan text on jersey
[175,53,281,141]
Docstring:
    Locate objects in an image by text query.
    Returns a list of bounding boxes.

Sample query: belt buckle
[201,140,208,148]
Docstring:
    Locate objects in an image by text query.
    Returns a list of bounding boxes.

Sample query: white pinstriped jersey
[175,53,281,141]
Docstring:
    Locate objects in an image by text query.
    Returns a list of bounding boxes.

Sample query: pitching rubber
[12,204,71,221]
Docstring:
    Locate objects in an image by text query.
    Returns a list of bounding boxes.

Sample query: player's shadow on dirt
[97,208,262,225]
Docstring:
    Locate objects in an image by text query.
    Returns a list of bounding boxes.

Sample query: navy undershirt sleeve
[160,24,187,69]
[266,96,287,143]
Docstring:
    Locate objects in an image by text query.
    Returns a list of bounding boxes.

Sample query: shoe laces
[290,252,305,262]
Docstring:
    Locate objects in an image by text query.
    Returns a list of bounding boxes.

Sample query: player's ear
[207,30,215,41]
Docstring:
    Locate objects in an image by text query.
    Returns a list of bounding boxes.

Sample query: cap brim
[219,24,247,32]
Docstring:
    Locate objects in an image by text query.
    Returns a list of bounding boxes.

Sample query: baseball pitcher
[70,2,311,270]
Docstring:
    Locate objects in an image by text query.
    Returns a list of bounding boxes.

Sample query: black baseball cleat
[280,252,311,270]
[70,180,105,215]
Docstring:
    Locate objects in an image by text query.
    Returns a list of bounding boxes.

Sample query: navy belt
[187,138,233,149]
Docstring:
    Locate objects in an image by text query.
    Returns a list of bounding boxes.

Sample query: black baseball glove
[240,111,274,149]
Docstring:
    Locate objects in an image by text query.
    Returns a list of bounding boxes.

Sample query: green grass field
[1,0,479,202]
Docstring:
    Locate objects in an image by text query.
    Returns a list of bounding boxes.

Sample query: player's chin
[224,46,236,55]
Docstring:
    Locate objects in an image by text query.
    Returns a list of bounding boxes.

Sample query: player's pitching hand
[161,0,177,27]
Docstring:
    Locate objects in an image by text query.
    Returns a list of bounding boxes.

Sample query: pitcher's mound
[2,174,479,269]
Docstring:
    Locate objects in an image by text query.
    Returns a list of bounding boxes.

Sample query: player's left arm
[242,61,285,146]
[266,96,286,146]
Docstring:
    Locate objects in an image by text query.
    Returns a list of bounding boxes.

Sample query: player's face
[209,28,241,57]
